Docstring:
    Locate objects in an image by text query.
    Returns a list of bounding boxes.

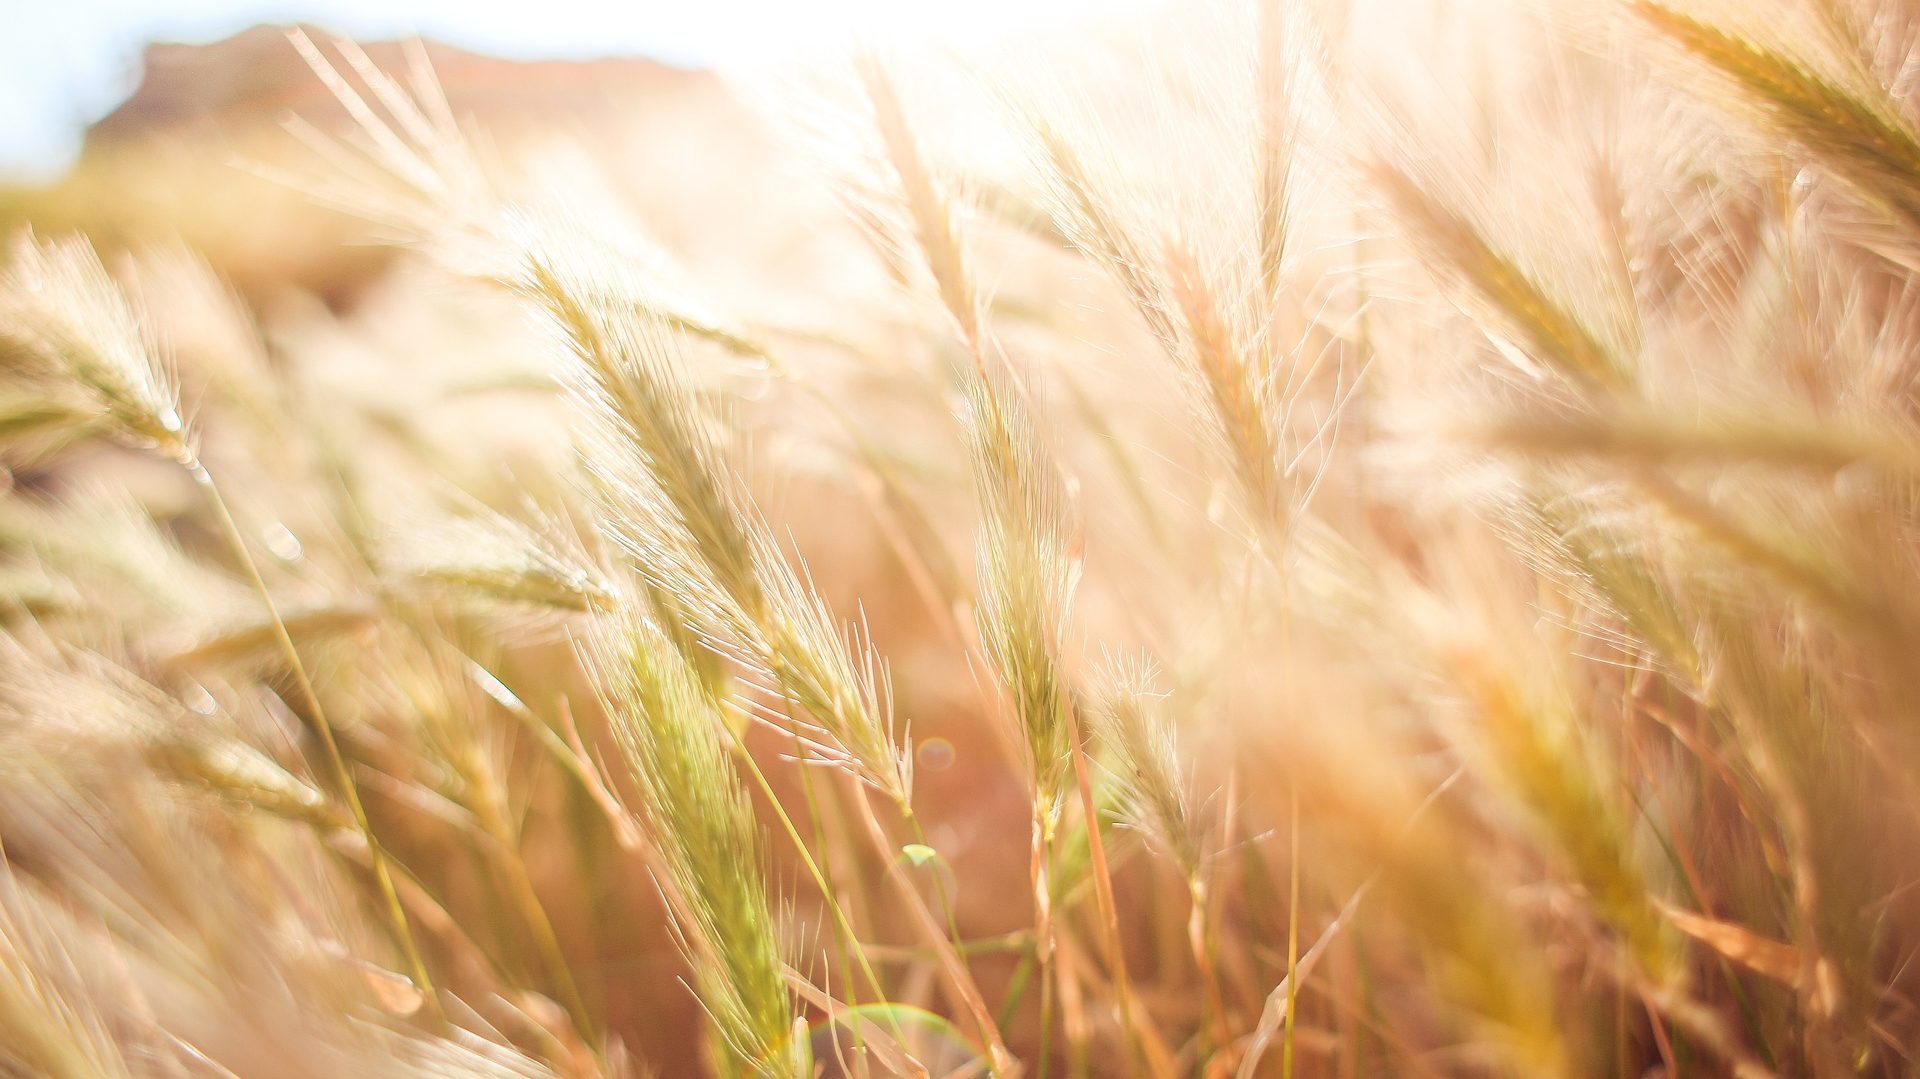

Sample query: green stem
[791,735,873,1063]
[727,736,906,1057]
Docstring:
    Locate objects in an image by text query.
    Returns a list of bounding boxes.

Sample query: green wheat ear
[589,606,795,1075]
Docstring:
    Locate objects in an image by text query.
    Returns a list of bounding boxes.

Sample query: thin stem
[900,806,967,948]
[997,946,1039,1032]
[1059,694,1140,1078]
[793,738,868,1061]
[186,457,436,1011]
[1282,787,1300,1079]
[1281,578,1300,1079]
[1189,877,1232,1061]
[474,666,645,851]
[1038,945,1056,1079]
[465,751,595,1041]
[851,786,1016,1075]
[727,736,919,1072]
[1034,809,1057,1079]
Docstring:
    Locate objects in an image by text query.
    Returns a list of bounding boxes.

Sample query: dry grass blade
[1655,900,1837,1007]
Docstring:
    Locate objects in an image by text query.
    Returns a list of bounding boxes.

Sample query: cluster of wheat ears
[5,0,1920,1074]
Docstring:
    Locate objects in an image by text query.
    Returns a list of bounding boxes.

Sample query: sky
[0,0,1133,179]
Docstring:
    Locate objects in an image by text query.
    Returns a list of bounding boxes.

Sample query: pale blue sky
[0,0,1128,179]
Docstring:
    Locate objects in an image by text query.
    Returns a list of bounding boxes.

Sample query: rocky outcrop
[84,24,715,154]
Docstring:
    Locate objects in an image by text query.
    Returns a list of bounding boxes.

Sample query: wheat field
[3,0,1920,1075]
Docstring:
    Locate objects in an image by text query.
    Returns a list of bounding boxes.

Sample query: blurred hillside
[0,27,770,309]
[87,27,705,147]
